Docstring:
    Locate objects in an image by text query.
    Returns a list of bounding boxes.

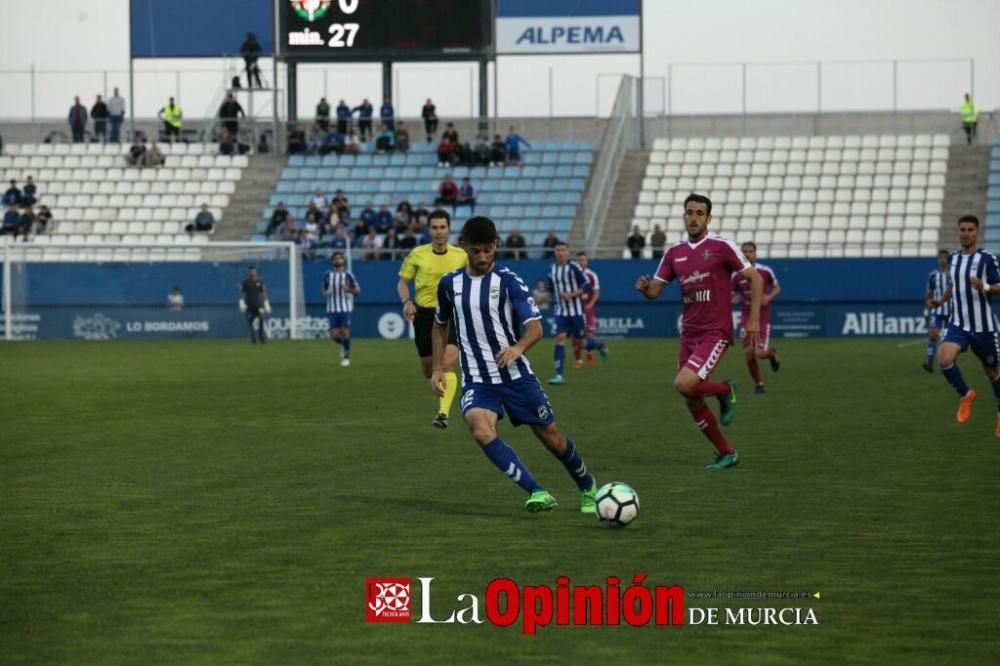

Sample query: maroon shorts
[584,309,597,336]
[739,312,771,350]
[678,333,730,380]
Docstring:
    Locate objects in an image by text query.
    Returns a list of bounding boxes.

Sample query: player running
[397,209,468,428]
[430,216,600,513]
[928,215,1000,437]
[731,241,781,393]
[547,243,606,384]
[922,249,952,373]
[635,194,762,469]
[576,250,610,367]
[322,251,360,367]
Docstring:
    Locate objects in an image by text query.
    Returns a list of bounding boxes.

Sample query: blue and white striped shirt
[927,269,952,317]
[322,269,359,313]
[548,261,592,317]
[435,265,542,385]
[948,249,1000,333]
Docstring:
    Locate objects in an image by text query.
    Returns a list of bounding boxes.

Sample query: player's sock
[554,344,565,376]
[925,339,937,369]
[586,351,594,362]
[439,371,458,416]
[941,364,970,397]
[573,346,582,363]
[746,357,762,385]
[342,337,351,358]
[992,376,1000,414]
[557,439,594,491]
[689,403,734,455]
[692,380,731,398]
[482,438,541,493]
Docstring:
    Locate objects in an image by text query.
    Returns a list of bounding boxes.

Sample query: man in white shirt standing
[108,88,127,143]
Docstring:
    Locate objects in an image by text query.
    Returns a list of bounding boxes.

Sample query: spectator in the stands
[108,87,126,143]
[3,180,21,206]
[265,202,292,238]
[354,98,374,142]
[374,205,394,233]
[505,228,527,260]
[288,124,307,154]
[329,225,349,251]
[626,225,645,259]
[319,129,344,156]
[375,122,395,153]
[395,201,413,228]
[126,137,146,166]
[2,206,21,236]
[399,225,418,251]
[382,228,400,260]
[415,215,431,243]
[68,96,88,143]
[302,212,322,250]
[218,93,245,137]
[17,205,35,237]
[294,228,316,260]
[414,201,430,221]
[332,189,350,219]
[533,279,552,311]
[361,228,383,260]
[437,137,456,167]
[504,126,531,164]
[960,92,978,145]
[91,95,109,143]
[144,142,164,167]
[359,202,377,229]
[380,96,395,130]
[457,178,477,214]
[316,97,331,132]
[21,176,37,206]
[158,96,183,143]
[186,203,215,233]
[343,130,361,155]
[490,134,507,165]
[422,98,438,142]
[395,120,410,152]
[473,136,490,165]
[442,122,458,144]
[542,230,560,259]
[311,189,329,209]
[218,127,237,155]
[335,99,352,134]
[435,174,459,209]
[34,205,52,234]
[650,224,667,258]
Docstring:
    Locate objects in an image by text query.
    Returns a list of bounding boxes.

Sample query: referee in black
[240,266,269,343]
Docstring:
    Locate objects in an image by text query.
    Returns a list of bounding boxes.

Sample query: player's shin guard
[482,438,541,493]
[438,371,458,415]
[941,364,970,397]
[747,357,762,385]
[926,339,937,368]
[689,403,734,455]
[558,439,594,491]
[692,380,731,398]
[554,344,565,376]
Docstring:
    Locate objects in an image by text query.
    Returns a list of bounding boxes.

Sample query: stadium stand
[253,140,595,254]
[633,134,951,258]
[0,142,247,253]
[985,135,1000,254]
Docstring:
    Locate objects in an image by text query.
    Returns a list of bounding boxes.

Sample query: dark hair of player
[576,250,588,257]
[555,241,569,249]
[741,241,757,251]
[461,216,499,245]
[938,249,949,257]
[957,214,979,228]
[331,251,343,260]
[684,193,713,215]
[428,208,451,227]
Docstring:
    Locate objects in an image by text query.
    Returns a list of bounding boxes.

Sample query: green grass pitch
[2,338,998,664]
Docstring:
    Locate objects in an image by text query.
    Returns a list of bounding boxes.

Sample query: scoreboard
[279,0,493,60]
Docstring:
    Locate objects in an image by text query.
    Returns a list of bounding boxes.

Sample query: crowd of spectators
[625,224,667,258]
[2,178,51,238]
[124,135,165,168]
[436,125,531,168]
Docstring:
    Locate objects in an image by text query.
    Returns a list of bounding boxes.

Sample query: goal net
[1,240,305,341]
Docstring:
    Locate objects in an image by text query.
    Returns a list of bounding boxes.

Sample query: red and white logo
[366,578,411,623]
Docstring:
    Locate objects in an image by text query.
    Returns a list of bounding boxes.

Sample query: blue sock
[992,376,1000,414]
[482,438,541,493]
[585,336,604,351]
[554,344,565,376]
[559,439,595,491]
[342,337,351,357]
[941,364,970,397]
[926,339,937,367]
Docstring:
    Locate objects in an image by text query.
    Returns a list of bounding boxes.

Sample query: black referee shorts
[414,306,457,358]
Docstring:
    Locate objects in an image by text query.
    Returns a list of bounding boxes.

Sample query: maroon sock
[761,349,775,359]
[689,403,734,455]
[747,357,762,385]
[692,380,730,398]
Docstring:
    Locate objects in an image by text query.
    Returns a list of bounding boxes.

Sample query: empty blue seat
[571,166,590,178]
[511,192,531,204]
[534,180,552,192]
[516,180,534,192]
[372,154,389,166]
[288,155,305,166]
[389,154,407,165]
[356,155,373,166]
[988,186,1000,200]
[541,205,558,218]
[554,166,572,178]
[321,155,339,167]
[361,181,379,193]
[559,205,576,217]
[568,178,586,191]
[384,167,402,179]
[333,166,350,180]
[418,166,436,179]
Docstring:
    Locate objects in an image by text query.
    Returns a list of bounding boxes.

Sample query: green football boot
[525,489,558,513]
[579,478,598,514]
[547,375,565,385]
[598,345,609,362]
[718,379,737,426]
[705,451,740,470]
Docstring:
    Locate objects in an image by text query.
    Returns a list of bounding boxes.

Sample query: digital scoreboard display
[280,0,492,59]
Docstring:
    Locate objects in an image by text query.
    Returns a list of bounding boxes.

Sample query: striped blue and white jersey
[926,269,952,318]
[435,265,542,385]
[947,249,1000,333]
[548,261,592,317]
[322,269,359,313]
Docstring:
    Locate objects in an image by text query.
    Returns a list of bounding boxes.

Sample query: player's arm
[764,279,781,306]
[930,284,952,308]
[637,254,673,299]
[348,274,361,296]
[588,286,600,310]
[430,280,452,396]
[970,254,1000,294]
[496,275,544,368]
[238,283,247,311]
[741,266,764,347]
[396,276,416,320]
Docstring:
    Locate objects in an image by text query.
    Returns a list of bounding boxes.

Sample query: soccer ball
[595,482,639,528]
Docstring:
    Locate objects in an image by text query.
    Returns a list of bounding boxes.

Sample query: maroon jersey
[654,234,750,340]
[732,263,778,321]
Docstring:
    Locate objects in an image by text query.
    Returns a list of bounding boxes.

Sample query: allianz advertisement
[496,0,641,54]
[0,304,940,340]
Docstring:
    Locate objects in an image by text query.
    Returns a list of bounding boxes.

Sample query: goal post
[1,240,305,341]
